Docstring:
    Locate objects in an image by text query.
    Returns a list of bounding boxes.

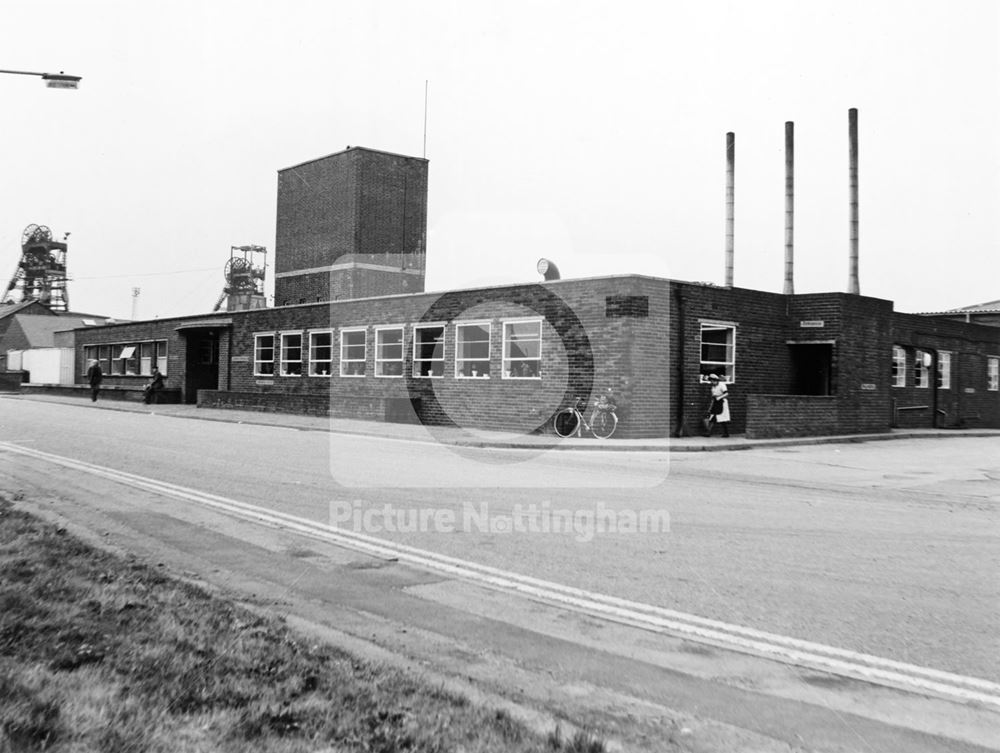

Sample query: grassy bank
[0,496,605,753]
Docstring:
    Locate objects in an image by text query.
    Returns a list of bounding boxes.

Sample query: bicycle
[553,395,618,439]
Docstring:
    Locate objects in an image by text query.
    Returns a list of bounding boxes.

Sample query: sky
[1,1,997,320]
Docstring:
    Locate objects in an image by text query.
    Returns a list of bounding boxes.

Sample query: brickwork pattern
[274,148,428,304]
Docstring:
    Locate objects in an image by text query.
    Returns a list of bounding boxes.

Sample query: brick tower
[274,147,428,304]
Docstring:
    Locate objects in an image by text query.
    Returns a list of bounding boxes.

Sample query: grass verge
[0,496,606,753]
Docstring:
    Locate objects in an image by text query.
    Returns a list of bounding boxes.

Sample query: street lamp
[0,68,82,89]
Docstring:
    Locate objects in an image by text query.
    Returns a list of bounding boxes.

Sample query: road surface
[1,396,998,751]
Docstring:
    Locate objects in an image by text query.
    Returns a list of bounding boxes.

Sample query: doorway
[183,330,220,403]
[789,343,833,395]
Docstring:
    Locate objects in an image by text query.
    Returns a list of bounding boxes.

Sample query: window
[308,331,333,376]
[503,319,541,379]
[937,351,951,390]
[140,342,153,375]
[989,357,999,392]
[83,345,98,374]
[456,321,491,378]
[699,323,736,382]
[254,334,275,376]
[99,345,111,377]
[413,325,445,378]
[340,328,366,377]
[891,345,907,387]
[914,349,931,388]
[155,341,168,375]
[279,332,303,376]
[375,327,404,377]
[112,345,138,376]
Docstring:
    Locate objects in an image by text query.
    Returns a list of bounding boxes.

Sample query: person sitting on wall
[704,373,731,438]
[143,367,165,404]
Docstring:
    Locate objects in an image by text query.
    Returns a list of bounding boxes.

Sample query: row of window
[892,347,1000,391]
[83,341,168,377]
[253,319,543,379]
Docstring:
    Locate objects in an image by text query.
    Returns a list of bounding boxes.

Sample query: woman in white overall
[706,374,731,437]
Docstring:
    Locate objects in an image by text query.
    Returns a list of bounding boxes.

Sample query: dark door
[789,343,833,396]
[184,331,220,403]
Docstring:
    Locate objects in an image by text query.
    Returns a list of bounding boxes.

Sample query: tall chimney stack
[783,121,794,295]
[848,108,860,294]
[725,132,735,288]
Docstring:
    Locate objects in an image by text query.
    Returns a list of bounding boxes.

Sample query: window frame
[891,345,907,388]
[308,330,334,377]
[339,327,367,377]
[988,356,999,392]
[412,323,446,378]
[699,321,737,383]
[937,351,951,390]
[914,349,931,389]
[254,333,276,376]
[455,320,492,379]
[374,325,405,378]
[278,331,304,377]
[501,317,542,380]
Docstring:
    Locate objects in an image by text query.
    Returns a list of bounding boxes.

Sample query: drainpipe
[930,349,939,429]
[674,285,688,437]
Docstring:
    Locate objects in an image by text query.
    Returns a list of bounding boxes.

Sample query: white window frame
[455,320,492,378]
[891,345,907,387]
[339,327,367,377]
[375,325,405,378]
[502,317,542,379]
[308,330,334,377]
[914,349,931,389]
[988,356,999,392]
[412,323,446,378]
[139,342,154,376]
[254,333,275,376]
[699,321,737,383]
[155,341,168,375]
[279,331,304,377]
[937,351,951,390]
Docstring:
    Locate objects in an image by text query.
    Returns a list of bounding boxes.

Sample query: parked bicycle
[553,393,618,439]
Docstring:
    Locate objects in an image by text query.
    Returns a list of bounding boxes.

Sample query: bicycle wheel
[590,411,618,439]
[553,408,581,438]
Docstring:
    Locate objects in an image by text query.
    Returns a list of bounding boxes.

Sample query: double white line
[5,441,999,711]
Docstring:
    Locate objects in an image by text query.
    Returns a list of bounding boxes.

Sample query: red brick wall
[890,312,1000,428]
[746,396,840,438]
[274,148,428,304]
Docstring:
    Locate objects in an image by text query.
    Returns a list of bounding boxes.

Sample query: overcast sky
[1,1,996,320]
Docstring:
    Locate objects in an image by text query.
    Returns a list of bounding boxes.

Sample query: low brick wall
[20,384,181,404]
[197,390,422,424]
[746,395,843,439]
[0,372,26,392]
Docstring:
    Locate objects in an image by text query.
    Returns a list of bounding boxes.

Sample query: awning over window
[117,346,136,359]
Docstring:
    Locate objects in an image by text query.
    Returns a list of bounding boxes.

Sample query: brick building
[63,146,1000,439]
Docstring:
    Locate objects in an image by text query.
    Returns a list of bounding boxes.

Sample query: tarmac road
[2,395,999,751]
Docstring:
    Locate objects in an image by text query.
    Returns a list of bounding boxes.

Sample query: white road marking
[4,440,999,710]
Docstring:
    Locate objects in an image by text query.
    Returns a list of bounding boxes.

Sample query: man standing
[86,359,103,402]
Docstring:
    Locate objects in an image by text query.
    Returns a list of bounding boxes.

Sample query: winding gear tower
[2,224,70,311]
[213,245,267,312]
